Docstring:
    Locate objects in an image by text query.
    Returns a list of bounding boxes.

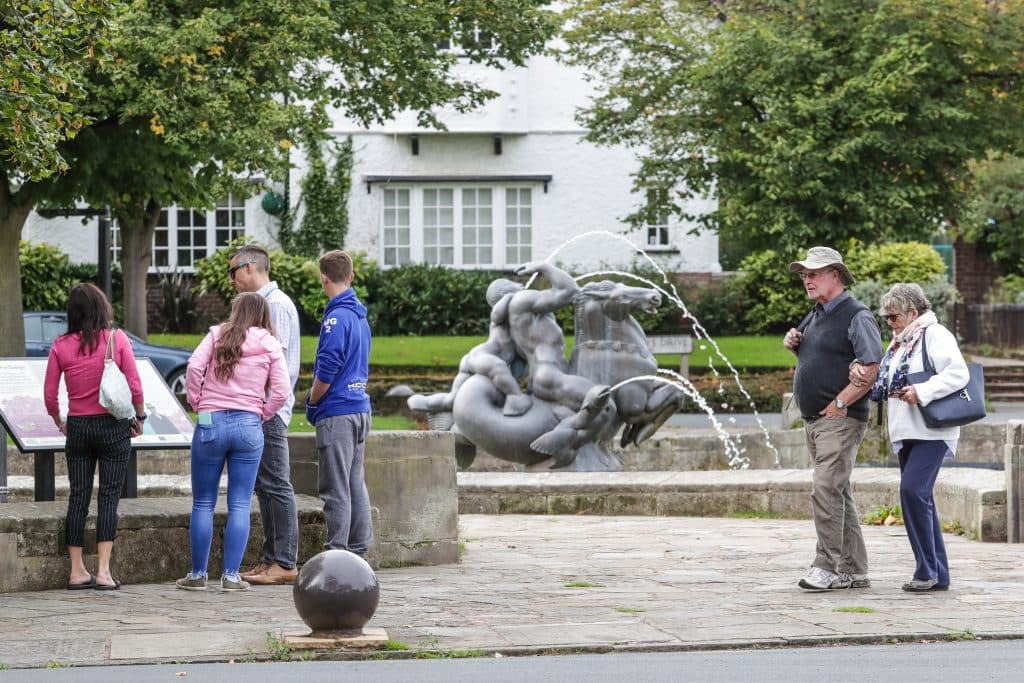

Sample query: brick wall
[145,274,228,333]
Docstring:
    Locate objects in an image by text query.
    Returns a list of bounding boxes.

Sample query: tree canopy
[1,0,556,352]
[561,0,1024,259]
[1,0,115,180]
[964,154,1024,275]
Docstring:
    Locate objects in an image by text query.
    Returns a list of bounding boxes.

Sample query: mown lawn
[150,333,796,370]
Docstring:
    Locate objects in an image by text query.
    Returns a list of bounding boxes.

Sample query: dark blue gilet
[793,296,871,422]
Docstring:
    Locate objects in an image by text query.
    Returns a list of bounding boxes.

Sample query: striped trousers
[64,414,132,547]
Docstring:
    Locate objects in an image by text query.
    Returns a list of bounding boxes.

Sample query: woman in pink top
[44,282,146,591]
[176,292,290,592]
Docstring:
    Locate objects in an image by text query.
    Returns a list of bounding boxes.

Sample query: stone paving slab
[1,515,1024,669]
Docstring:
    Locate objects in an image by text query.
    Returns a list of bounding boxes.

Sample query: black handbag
[905,328,986,428]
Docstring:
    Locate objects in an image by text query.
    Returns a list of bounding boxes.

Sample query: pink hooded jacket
[186,325,290,421]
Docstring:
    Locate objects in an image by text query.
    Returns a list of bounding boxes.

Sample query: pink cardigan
[45,329,144,418]
[186,325,290,421]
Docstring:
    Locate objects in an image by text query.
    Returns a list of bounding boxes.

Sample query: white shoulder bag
[98,330,136,419]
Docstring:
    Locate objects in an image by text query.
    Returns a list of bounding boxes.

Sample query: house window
[505,188,532,265]
[461,188,492,265]
[379,185,531,268]
[436,25,494,53]
[110,220,122,264]
[423,188,455,265]
[176,208,208,267]
[383,189,411,266]
[153,211,170,267]
[645,188,670,249]
[215,193,246,246]
[110,197,250,273]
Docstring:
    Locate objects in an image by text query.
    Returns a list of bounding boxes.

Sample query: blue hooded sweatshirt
[305,288,371,424]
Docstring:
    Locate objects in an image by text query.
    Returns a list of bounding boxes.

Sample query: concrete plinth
[290,430,459,568]
[283,627,389,650]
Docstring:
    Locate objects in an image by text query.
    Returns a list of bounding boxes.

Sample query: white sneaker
[799,566,840,590]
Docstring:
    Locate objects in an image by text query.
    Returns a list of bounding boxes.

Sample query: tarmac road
[2,640,1021,682]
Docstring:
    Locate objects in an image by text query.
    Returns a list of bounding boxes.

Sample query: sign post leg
[121,448,138,499]
[34,451,55,502]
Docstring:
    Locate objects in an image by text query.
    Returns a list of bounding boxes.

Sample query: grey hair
[879,282,931,315]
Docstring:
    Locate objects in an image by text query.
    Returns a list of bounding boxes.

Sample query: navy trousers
[898,440,950,586]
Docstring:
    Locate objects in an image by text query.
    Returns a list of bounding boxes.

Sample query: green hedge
[20,241,124,318]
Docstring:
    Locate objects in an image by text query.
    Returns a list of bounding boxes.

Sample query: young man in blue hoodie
[305,250,373,557]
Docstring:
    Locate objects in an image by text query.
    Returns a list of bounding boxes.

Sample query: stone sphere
[293,550,379,632]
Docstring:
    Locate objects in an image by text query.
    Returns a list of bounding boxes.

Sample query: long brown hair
[213,292,275,381]
[64,282,114,355]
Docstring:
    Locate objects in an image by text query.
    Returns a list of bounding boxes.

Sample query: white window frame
[379,184,532,268]
[111,193,249,272]
[436,25,495,53]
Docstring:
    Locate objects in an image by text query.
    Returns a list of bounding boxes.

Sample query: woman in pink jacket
[45,283,145,591]
[176,293,290,592]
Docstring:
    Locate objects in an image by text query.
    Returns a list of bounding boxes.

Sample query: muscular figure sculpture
[507,262,596,412]
[407,280,532,417]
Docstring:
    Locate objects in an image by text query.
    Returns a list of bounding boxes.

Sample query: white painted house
[24,47,720,277]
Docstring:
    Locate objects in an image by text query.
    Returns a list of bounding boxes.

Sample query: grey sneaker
[175,573,207,591]
[902,578,941,592]
[835,572,871,589]
[849,573,871,588]
[221,573,250,591]
[798,566,839,590]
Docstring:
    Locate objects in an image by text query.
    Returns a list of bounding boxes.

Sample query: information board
[0,357,194,452]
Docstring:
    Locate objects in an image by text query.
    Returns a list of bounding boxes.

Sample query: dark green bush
[20,241,124,319]
[362,264,499,336]
[729,249,809,334]
[681,279,748,336]
[193,237,377,333]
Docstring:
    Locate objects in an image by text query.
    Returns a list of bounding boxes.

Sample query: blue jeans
[189,410,264,576]
[898,440,950,586]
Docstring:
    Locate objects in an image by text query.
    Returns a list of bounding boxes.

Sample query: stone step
[456,468,1008,543]
[7,467,1007,545]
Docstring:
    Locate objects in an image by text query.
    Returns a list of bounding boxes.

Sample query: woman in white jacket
[852,283,969,592]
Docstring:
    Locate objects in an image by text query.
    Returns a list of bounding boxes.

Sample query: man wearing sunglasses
[783,246,883,591]
[228,245,302,586]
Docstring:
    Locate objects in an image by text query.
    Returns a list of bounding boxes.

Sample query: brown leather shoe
[240,562,271,579]
[247,563,298,585]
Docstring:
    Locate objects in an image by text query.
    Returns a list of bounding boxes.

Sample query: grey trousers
[315,412,373,557]
[805,416,869,575]
[254,415,299,568]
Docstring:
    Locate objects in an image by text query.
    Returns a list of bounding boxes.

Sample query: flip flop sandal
[94,579,121,591]
[67,575,96,590]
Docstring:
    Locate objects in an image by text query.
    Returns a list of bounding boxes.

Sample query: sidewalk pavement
[2,514,1023,668]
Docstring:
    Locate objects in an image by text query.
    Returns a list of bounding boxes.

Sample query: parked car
[23,311,191,401]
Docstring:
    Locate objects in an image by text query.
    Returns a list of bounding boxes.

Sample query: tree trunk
[117,200,161,340]
[0,186,33,357]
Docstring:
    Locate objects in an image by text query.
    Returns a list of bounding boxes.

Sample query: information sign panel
[0,357,194,453]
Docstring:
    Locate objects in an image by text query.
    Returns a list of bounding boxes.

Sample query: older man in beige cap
[784,246,883,591]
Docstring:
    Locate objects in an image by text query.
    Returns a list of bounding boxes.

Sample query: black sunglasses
[229,261,254,279]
